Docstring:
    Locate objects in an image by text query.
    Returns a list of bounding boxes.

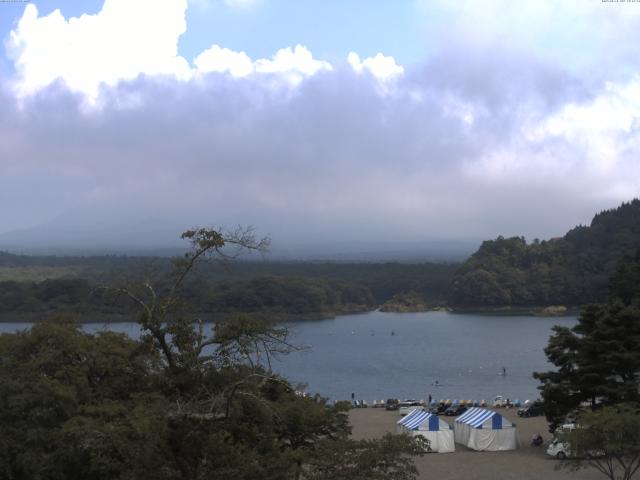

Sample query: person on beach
[531,433,543,447]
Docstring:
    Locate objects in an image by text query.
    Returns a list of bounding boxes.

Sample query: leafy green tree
[451,199,640,307]
[0,319,162,480]
[560,404,640,480]
[306,434,428,480]
[0,227,425,480]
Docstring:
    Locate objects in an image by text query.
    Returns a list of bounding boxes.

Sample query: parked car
[546,431,604,460]
[557,423,576,433]
[428,403,448,415]
[444,404,468,416]
[385,398,399,411]
[517,401,544,417]
[398,400,422,416]
[547,438,571,459]
[492,395,506,408]
[547,424,578,460]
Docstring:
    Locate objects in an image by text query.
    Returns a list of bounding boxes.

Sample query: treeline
[188,276,376,318]
[0,252,458,305]
[451,199,640,307]
[0,251,139,268]
[0,276,375,320]
[0,253,458,319]
[4,198,640,314]
[195,262,457,305]
[0,279,124,318]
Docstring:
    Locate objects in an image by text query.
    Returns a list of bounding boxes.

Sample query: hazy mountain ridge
[0,217,479,262]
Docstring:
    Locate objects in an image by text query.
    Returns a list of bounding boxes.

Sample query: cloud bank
[1,0,640,250]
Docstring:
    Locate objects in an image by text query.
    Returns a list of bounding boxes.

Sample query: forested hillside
[4,199,640,315]
[450,199,640,307]
[0,276,376,321]
[0,252,457,320]
[188,276,376,318]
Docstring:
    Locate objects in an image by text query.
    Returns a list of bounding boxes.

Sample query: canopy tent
[396,408,455,453]
[454,407,517,451]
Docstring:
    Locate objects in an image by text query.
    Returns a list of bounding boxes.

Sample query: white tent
[396,408,455,453]
[454,407,517,451]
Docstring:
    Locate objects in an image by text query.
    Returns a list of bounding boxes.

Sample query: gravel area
[348,408,603,480]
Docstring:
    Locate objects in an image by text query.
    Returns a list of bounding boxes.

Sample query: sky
[1,0,640,253]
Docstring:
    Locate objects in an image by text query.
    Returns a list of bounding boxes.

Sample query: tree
[560,404,640,480]
[0,227,425,480]
[534,251,640,480]
[306,434,428,480]
[106,226,272,376]
[534,250,640,431]
[0,319,163,480]
[451,199,640,307]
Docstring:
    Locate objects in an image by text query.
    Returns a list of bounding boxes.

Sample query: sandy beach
[349,407,603,480]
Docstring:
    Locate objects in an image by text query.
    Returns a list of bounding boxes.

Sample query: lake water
[0,311,575,404]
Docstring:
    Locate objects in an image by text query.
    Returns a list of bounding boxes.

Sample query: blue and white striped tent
[396,409,455,453]
[454,407,517,451]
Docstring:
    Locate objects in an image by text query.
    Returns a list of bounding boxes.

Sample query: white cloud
[441,94,480,126]
[194,45,254,77]
[540,79,640,137]
[347,52,404,81]
[194,44,332,86]
[6,1,191,100]
[253,44,332,85]
[529,77,640,172]
[416,0,640,75]
[3,0,640,245]
[7,1,336,97]
[2,54,637,243]
[255,45,328,75]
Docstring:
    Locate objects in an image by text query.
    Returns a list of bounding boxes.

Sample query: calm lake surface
[0,311,576,404]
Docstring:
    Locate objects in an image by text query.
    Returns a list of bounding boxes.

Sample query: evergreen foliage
[451,199,640,307]
[534,249,640,431]
[0,261,456,319]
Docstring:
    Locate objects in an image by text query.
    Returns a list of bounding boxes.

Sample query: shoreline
[0,305,581,323]
[449,306,580,317]
[0,307,376,324]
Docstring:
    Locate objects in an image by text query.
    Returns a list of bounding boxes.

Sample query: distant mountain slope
[450,199,640,307]
[0,214,479,261]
